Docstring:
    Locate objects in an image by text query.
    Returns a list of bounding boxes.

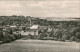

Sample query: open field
[0,40,79,52]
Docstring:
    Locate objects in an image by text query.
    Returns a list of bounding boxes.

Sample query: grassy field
[0,40,79,52]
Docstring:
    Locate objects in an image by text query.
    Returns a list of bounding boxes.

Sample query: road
[0,40,79,52]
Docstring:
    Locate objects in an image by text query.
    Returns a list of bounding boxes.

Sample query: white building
[21,25,39,36]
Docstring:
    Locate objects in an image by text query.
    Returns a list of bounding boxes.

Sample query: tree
[70,36,76,41]
[75,32,80,39]
[55,30,62,40]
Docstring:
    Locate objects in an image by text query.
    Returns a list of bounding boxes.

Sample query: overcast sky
[0,0,80,18]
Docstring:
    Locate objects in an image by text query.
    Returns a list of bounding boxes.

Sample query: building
[21,25,39,39]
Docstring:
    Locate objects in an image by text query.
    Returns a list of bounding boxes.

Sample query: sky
[0,0,80,18]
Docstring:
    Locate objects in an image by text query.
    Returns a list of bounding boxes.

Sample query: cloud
[0,0,80,17]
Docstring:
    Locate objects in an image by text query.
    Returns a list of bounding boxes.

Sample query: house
[21,25,39,39]
[29,25,39,35]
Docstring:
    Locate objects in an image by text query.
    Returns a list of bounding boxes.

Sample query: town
[0,15,80,43]
[0,15,80,52]
[0,0,80,52]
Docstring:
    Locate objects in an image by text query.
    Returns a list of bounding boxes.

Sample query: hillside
[0,15,80,27]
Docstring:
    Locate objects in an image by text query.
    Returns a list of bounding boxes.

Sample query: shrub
[13,34,19,39]
[5,34,12,41]
[0,31,3,41]
[8,35,16,41]
[57,37,62,41]
[13,32,21,39]
[38,33,45,39]
[17,34,21,39]
[76,39,80,42]
[54,30,62,40]
[75,32,80,39]
[62,35,68,41]
[70,36,76,41]
[2,38,11,43]
[0,38,4,41]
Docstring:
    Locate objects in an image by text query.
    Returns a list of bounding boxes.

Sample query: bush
[55,31,62,40]
[57,37,62,41]
[0,31,3,41]
[13,34,19,39]
[8,35,16,41]
[62,35,67,41]
[70,36,76,41]
[13,32,21,39]
[38,33,45,39]
[1,33,19,43]
[75,32,80,39]
[1,34,11,43]
[2,38,11,43]
[5,34,14,41]
[75,38,80,42]
[0,38,4,41]
[17,34,21,39]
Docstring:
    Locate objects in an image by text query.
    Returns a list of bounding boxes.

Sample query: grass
[0,40,79,52]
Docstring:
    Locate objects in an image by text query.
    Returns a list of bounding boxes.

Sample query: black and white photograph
[0,0,80,52]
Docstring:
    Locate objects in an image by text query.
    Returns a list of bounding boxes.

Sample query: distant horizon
[0,15,80,18]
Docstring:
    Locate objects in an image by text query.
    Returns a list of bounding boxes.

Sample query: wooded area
[0,15,80,43]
